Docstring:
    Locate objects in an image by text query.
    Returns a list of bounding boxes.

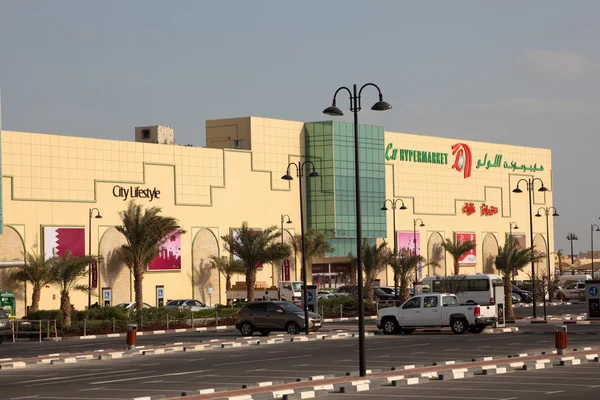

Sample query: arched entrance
[98,227,130,305]
[534,234,548,279]
[0,226,26,316]
[427,232,446,277]
[192,228,220,306]
[482,233,499,274]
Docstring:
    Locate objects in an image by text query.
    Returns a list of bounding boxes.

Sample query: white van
[422,274,503,305]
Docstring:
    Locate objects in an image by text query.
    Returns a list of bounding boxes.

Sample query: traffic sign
[589,286,598,297]
[307,291,313,302]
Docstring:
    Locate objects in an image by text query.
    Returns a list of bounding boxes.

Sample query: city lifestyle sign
[384,142,545,179]
[113,185,161,201]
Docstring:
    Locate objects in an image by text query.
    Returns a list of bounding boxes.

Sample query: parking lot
[325,361,600,400]
[2,328,600,399]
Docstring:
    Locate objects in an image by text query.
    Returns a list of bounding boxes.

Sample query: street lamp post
[509,222,519,240]
[591,223,600,279]
[566,233,578,265]
[513,178,548,319]
[535,207,559,320]
[381,199,407,297]
[282,162,319,335]
[88,208,102,309]
[413,219,425,256]
[323,83,391,377]
[279,214,292,286]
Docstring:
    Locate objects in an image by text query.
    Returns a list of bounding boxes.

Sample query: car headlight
[0,322,6,327]
[298,314,305,319]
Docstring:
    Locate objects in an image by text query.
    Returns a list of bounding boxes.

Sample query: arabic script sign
[476,153,544,172]
[462,202,476,216]
[461,202,498,217]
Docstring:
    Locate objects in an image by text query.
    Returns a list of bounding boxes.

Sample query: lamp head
[323,103,344,116]
[596,227,600,232]
[419,222,425,227]
[286,219,292,224]
[538,185,548,192]
[535,212,542,218]
[514,224,519,230]
[399,204,407,210]
[380,205,388,211]
[308,170,320,178]
[281,173,293,181]
[552,211,559,217]
[512,187,523,193]
[371,100,392,111]
[95,213,103,219]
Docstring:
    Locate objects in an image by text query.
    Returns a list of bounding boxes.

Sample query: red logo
[462,202,476,216]
[451,143,473,179]
[480,203,498,217]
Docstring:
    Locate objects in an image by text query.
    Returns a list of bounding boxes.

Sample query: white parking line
[214,355,310,366]
[12,369,142,385]
[91,369,212,384]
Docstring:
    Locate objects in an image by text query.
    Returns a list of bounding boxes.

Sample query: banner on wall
[43,227,85,260]
[148,230,182,271]
[397,232,421,255]
[456,232,477,265]
[510,234,527,250]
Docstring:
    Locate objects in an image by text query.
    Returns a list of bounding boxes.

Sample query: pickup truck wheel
[450,318,468,334]
[401,328,415,334]
[470,326,485,334]
[382,317,399,335]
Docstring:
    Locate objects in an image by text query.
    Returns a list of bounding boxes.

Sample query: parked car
[0,309,11,344]
[512,285,533,303]
[318,293,336,300]
[374,287,398,301]
[557,282,586,300]
[511,293,522,304]
[115,302,152,309]
[165,299,210,312]
[235,301,322,336]
[377,293,496,335]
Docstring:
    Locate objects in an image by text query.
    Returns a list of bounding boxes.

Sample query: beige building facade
[0,116,555,316]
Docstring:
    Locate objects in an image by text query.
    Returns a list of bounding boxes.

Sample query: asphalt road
[514,302,586,318]
[325,361,600,400]
[2,327,600,399]
[0,302,590,360]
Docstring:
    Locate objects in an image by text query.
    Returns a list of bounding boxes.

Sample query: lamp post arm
[358,82,384,98]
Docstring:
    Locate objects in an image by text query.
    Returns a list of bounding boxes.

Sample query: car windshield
[115,303,130,308]
[291,282,303,292]
[167,300,185,306]
[279,302,303,313]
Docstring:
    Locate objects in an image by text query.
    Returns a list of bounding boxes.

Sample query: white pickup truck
[376,293,496,335]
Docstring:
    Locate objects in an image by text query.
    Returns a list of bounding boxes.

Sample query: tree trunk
[246,266,257,301]
[454,259,460,275]
[364,272,374,303]
[399,276,410,303]
[394,273,400,297]
[225,276,232,307]
[504,272,514,321]
[31,284,41,312]
[134,265,144,309]
[60,290,71,327]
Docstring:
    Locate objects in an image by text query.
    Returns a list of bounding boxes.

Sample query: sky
[0,1,597,255]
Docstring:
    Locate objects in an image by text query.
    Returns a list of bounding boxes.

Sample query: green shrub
[26,309,63,323]
[72,307,130,322]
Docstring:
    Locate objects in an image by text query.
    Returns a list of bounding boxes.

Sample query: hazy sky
[0,1,597,255]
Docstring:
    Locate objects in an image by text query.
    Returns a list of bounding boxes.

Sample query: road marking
[214,355,310,366]
[545,391,564,395]
[12,369,142,385]
[364,343,431,351]
[91,369,212,384]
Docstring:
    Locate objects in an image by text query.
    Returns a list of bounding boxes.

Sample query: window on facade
[142,129,150,139]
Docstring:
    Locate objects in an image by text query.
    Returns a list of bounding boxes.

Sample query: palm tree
[292,229,335,279]
[221,222,290,301]
[210,255,245,306]
[10,250,53,312]
[352,239,392,302]
[116,201,185,309]
[441,238,476,275]
[50,251,99,327]
[391,250,425,302]
[495,237,545,320]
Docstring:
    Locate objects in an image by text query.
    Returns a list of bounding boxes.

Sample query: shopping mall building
[0,116,555,316]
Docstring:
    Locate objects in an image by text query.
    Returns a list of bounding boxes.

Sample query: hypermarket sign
[384,142,545,180]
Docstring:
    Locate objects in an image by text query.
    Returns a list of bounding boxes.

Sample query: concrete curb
[49,315,378,342]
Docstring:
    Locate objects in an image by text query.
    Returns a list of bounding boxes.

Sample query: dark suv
[235,301,321,336]
[0,309,12,343]
[512,285,533,303]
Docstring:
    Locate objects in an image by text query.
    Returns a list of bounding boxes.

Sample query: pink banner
[397,232,421,255]
[148,230,182,271]
[44,227,85,259]
[456,232,477,265]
